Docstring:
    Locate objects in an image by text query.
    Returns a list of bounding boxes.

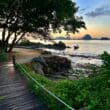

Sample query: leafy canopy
[0,0,86,39]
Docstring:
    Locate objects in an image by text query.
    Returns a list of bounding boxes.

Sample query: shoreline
[11,47,102,66]
[40,48,102,65]
[8,47,101,80]
[15,45,101,59]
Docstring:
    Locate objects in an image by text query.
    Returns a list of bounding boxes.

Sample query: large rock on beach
[31,61,44,75]
[31,55,71,75]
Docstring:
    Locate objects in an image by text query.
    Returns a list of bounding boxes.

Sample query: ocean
[41,40,110,66]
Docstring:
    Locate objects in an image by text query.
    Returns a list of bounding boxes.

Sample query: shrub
[101,51,110,69]
[0,49,7,62]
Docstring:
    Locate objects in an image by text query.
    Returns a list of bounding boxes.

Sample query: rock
[31,61,44,75]
[31,55,71,75]
[44,55,71,73]
[68,75,78,80]
[53,41,66,49]
[31,56,49,75]
[32,56,47,66]
[18,41,68,50]
[41,51,52,55]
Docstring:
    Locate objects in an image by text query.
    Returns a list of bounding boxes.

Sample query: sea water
[41,40,110,65]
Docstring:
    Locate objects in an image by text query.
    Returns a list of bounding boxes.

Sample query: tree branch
[15,32,26,45]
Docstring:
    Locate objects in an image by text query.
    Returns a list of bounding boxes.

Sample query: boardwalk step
[15,104,45,110]
[8,99,41,110]
[0,82,23,89]
[1,94,39,107]
[0,85,27,95]
[2,90,31,99]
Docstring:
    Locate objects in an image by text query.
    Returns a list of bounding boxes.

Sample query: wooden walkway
[0,62,47,110]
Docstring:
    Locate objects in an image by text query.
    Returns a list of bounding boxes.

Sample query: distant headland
[53,34,110,40]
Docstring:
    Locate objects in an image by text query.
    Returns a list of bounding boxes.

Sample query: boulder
[44,55,71,73]
[31,61,44,75]
[31,56,49,75]
[41,51,52,55]
[32,56,47,66]
[53,41,66,49]
[31,55,71,75]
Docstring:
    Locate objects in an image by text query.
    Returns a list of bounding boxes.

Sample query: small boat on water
[74,44,79,50]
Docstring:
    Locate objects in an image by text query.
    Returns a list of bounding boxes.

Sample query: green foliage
[0,49,7,62]
[101,51,110,69]
[0,0,86,52]
[16,52,110,110]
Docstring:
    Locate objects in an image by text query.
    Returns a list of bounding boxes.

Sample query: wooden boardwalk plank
[0,62,47,110]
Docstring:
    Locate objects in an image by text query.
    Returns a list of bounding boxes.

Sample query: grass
[16,52,110,110]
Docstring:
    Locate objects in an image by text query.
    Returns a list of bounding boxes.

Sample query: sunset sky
[0,0,110,39]
[53,0,110,38]
[73,0,110,38]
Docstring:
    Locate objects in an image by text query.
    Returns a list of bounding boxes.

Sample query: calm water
[63,40,110,55]
[42,40,110,65]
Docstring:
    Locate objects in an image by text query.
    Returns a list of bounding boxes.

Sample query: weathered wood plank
[0,62,47,110]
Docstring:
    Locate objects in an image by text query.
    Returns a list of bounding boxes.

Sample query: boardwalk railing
[15,63,75,110]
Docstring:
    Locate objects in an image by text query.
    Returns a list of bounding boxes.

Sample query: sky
[72,0,110,38]
[0,0,110,39]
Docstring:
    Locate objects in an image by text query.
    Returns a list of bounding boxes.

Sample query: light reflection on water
[62,40,110,55]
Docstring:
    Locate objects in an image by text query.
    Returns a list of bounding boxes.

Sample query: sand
[7,48,42,63]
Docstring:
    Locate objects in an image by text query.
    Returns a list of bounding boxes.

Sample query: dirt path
[7,48,42,63]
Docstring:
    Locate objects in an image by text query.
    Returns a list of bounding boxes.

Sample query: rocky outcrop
[31,55,71,75]
[41,51,52,55]
[53,41,66,49]
[17,41,69,50]
[82,34,92,40]
[44,55,71,73]
[31,56,48,75]
[31,60,45,75]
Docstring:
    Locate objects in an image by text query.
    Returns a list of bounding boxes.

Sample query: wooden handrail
[16,63,75,110]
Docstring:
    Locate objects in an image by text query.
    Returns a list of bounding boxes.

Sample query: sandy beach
[7,48,42,63]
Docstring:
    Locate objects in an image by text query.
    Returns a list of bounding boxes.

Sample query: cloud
[85,3,110,17]
[79,8,87,14]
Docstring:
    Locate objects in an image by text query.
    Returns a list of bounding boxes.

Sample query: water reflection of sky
[41,40,110,65]
[63,40,110,55]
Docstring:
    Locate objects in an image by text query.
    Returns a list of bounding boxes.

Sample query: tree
[0,0,86,52]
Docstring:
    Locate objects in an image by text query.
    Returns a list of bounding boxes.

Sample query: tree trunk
[7,45,13,53]
[7,32,17,52]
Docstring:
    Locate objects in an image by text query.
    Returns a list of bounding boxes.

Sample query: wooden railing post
[13,55,16,66]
